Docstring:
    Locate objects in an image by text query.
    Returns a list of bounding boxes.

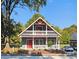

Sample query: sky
[11,0,77,29]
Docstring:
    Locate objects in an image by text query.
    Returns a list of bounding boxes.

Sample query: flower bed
[47,49,65,54]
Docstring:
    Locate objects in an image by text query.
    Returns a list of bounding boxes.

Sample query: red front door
[27,40,32,48]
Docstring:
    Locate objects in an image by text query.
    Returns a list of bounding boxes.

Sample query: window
[40,39,46,45]
[22,39,26,44]
[34,39,46,45]
[34,39,39,45]
[34,25,46,31]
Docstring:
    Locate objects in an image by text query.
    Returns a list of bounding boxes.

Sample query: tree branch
[10,2,16,15]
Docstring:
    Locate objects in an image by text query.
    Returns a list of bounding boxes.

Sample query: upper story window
[36,26,43,30]
[34,25,46,31]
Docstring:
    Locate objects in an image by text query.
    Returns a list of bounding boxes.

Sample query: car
[63,46,75,55]
[73,47,77,51]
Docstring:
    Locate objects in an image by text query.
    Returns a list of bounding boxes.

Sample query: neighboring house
[70,32,77,47]
[19,15,61,50]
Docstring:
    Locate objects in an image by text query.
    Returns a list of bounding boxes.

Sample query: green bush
[48,40,53,47]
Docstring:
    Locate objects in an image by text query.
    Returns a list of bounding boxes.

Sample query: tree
[1,0,47,46]
[1,13,16,44]
[63,24,77,34]
[25,14,45,27]
[60,30,71,44]
[59,24,77,44]
[53,26,62,34]
[9,22,24,47]
[1,0,47,53]
[24,0,47,13]
[15,22,25,35]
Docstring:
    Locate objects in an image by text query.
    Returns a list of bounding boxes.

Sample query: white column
[46,25,47,49]
[56,37,58,49]
[26,39,27,49]
[56,37,60,49]
[33,24,34,35]
[33,24,34,49]
[33,37,34,49]
[58,38,60,49]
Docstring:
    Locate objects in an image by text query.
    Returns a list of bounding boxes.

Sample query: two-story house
[19,14,61,50]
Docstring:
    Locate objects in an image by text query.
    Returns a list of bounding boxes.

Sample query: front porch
[20,37,60,50]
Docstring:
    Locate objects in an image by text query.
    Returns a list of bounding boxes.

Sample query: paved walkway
[1,55,77,59]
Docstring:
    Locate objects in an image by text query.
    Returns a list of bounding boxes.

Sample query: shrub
[37,51,42,56]
[18,49,28,54]
[48,40,53,47]
[2,49,10,54]
[48,49,65,54]
[44,49,48,51]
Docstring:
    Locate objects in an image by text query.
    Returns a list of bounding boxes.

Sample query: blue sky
[11,0,77,29]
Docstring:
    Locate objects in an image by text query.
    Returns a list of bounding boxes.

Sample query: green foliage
[53,26,62,34]
[1,16,24,47]
[48,40,53,47]
[9,22,24,47]
[63,24,77,34]
[1,0,21,45]
[60,30,71,44]
[55,24,77,44]
[24,0,47,12]
[1,13,16,43]
[25,14,53,29]
[1,0,47,50]
[15,22,25,35]
[25,14,45,28]
[10,36,21,47]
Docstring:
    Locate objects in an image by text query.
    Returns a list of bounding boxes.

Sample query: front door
[27,40,32,48]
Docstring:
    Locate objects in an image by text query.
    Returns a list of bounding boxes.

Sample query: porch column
[33,37,34,49]
[56,37,60,49]
[33,24,34,35]
[56,37,58,49]
[58,38,60,49]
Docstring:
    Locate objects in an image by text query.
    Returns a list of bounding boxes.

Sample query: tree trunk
[4,0,11,50]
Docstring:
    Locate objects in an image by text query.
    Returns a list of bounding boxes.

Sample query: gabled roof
[19,14,61,36]
[25,14,45,28]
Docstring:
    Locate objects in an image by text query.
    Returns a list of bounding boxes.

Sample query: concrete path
[1,55,77,59]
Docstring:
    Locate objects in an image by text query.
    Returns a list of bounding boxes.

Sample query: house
[19,14,61,50]
[70,32,77,47]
